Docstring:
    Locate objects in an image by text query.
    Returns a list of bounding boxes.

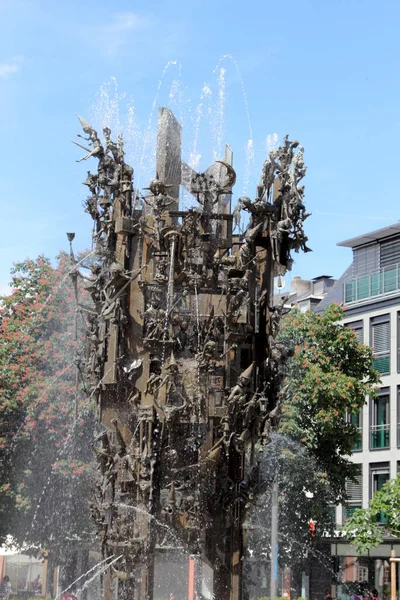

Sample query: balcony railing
[344,264,400,304]
[370,424,390,449]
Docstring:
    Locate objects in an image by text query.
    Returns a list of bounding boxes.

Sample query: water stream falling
[115,503,184,550]
[0,57,318,600]
[87,54,269,210]
[56,555,121,600]
[189,83,212,173]
[71,555,124,599]
[28,359,120,537]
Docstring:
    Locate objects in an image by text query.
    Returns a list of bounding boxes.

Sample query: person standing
[370,588,380,600]
[324,588,332,600]
[32,575,42,594]
[0,576,12,600]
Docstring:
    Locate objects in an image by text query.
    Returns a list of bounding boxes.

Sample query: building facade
[276,274,336,312]
[316,223,400,600]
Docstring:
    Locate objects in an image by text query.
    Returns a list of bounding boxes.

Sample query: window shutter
[372,322,390,354]
[346,321,363,343]
[354,328,363,342]
[380,239,400,268]
[353,244,379,276]
[346,473,362,505]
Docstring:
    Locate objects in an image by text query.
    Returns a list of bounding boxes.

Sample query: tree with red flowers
[0,253,97,575]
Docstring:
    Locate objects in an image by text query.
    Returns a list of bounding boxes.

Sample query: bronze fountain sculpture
[73,107,309,600]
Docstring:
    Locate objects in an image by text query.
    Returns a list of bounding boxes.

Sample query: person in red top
[61,591,77,600]
[370,588,380,600]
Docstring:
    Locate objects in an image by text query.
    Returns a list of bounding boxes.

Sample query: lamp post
[270,481,279,600]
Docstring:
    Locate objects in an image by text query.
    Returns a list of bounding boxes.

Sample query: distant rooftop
[312,275,333,282]
[337,222,400,248]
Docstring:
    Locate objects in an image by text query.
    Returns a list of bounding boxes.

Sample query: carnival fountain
[71,101,309,600]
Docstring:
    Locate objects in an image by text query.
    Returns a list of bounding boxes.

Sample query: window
[397,312,400,373]
[380,239,400,292]
[347,411,362,451]
[343,466,362,520]
[397,387,400,448]
[370,389,390,449]
[344,280,356,303]
[371,315,390,374]
[371,272,381,297]
[354,244,379,276]
[346,406,362,451]
[358,565,368,582]
[370,463,389,522]
[383,266,397,293]
[357,276,369,300]
[346,320,363,343]
[380,238,400,269]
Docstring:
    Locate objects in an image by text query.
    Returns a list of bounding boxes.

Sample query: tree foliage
[246,304,379,575]
[342,474,400,552]
[278,304,379,499]
[0,254,96,563]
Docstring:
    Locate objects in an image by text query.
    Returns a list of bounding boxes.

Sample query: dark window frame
[370,387,390,450]
[370,314,390,375]
[397,312,400,373]
[345,320,364,344]
[369,462,390,522]
[343,464,362,521]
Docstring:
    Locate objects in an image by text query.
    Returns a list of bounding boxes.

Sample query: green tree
[278,304,379,499]
[245,305,379,590]
[0,254,97,572]
[342,474,400,553]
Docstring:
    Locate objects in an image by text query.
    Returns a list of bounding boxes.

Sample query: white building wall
[337,302,400,524]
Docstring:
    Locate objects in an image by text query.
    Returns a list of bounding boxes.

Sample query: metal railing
[370,423,390,449]
[344,264,400,304]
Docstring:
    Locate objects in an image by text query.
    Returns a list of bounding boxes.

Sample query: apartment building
[316,223,400,599]
[275,274,336,311]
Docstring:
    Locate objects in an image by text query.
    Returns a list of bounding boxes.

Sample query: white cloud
[0,62,19,79]
[0,56,23,79]
[111,12,148,32]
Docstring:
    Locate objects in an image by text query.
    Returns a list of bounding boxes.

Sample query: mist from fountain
[1,59,305,600]
[87,55,275,215]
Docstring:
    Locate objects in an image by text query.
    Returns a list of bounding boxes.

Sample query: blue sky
[1,0,400,293]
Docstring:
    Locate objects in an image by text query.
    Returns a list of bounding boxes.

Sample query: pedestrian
[370,589,380,600]
[61,590,77,600]
[32,575,42,594]
[324,588,332,600]
[0,576,12,600]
